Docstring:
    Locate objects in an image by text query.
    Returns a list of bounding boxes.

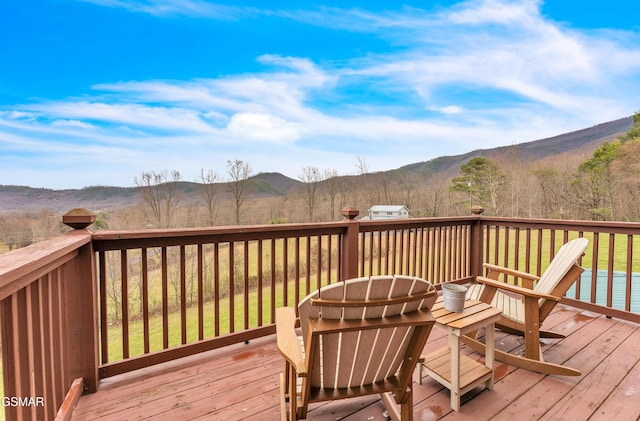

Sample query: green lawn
[485,230,640,274]
[104,271,325,361]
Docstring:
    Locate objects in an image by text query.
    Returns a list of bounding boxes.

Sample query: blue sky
[1,0,639,189]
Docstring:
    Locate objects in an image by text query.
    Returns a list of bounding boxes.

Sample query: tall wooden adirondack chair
[276,275,437,421]
[464,237,589,376]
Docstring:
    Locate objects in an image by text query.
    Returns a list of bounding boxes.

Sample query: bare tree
[166,247,182,307]
[494,147,526,217]
[398,173,422,211]
[2,215,33,250]
[226,160,252,225]
[323,169,340,220]
[355,155,376,209]
[613,140,640,220]
[134,170,182,228]
[378,173,397,204]
[104,251,123,324]
[298,166,322,222]
[355,154,369,176]
[30,209,63,243]
[342,179,359,211]
[571,142,620,221]
[198,169,221,226]
[534,166,567,218]
[425,182,447,217]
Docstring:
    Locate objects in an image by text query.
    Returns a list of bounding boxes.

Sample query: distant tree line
[0,209,65,250]
[446,111,640,221]
[1,112,639,251]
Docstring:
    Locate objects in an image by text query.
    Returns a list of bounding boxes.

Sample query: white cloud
[5,111,35,120]
[226,112,302,143]
[447,0,542,26]
[427,105,464,115]
[76,0,255,19]
[349,6,638,125]
[202,111,229,123]
[32,102,216,134]
[93,80,241,110]
[79,1,640,123]
[94,56,331,121]
[51,119,96,129]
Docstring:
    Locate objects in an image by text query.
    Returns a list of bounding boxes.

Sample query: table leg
[450,333,461,411]
[485,323,495,390]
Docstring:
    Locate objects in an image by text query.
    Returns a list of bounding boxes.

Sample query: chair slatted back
[536,238,589,306]
[536,238,589,294]
[298,275,436,390]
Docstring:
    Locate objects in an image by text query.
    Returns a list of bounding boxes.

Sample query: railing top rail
[90,215,640,251]
[0,230,91,300]
[358,216,479,232]
[91,221,350,251]
[477,216,640,234]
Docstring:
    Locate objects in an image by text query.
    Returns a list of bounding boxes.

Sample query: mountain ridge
[0,115,632,212]
[391,116,632,179]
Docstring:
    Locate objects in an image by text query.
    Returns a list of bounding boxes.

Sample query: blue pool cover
[566,269,640,314]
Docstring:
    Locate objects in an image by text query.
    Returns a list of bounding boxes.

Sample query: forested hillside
[0,114,637,250]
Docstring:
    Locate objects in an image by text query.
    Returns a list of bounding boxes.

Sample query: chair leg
[380,393,400,421]
[283,362,290,401]
[281,363,300,420]
[279,373,288,421]
[523,296,542,361]
[380,386,413,421]
[400,386,413,421]
[288,366,299,421]
[414,356,424,384]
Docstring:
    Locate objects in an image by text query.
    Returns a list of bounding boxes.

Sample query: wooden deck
[71,304,640,421]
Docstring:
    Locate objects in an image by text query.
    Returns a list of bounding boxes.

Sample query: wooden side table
[420,299,502,411]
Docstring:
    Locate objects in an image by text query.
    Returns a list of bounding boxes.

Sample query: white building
[363,205,411,220]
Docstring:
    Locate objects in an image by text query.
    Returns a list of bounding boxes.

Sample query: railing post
[62,209,100,393]
[341,207,360,281]
[469,206,485,279]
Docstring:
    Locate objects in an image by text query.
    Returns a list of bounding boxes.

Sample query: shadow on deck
[71,304,640,420]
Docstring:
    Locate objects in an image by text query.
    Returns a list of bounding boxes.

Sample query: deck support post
[340,207,360,281]
[469,207,485,279]
[63,209,100,393]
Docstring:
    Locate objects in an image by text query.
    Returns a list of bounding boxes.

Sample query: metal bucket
[442,283,467,312]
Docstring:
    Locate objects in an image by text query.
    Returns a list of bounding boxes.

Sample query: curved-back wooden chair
[465,237,589,376]
[276,275,437,420]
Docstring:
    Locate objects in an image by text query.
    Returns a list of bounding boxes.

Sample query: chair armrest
[476,276,560,301]
[483,263,540,282]
[309,310,435,335]
[275,307,306,377]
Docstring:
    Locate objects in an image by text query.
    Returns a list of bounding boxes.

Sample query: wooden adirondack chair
[276,275,437,421]
[464,237,589,376]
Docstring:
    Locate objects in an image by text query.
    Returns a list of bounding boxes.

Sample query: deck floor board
[72,305,640,420]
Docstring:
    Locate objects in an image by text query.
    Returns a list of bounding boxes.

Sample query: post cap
[470,205,485,215]
[63,208,96,229]
[341,206,360,220]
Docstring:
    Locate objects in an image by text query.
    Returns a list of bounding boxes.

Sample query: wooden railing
[356,217,481,282]
[91,222,347,377]
[91,214,480,378]
[2,208,640,420]
[479,217,640,323]
[0,231,98,421]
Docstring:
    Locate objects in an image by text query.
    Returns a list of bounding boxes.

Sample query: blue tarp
[566,269,640,314]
